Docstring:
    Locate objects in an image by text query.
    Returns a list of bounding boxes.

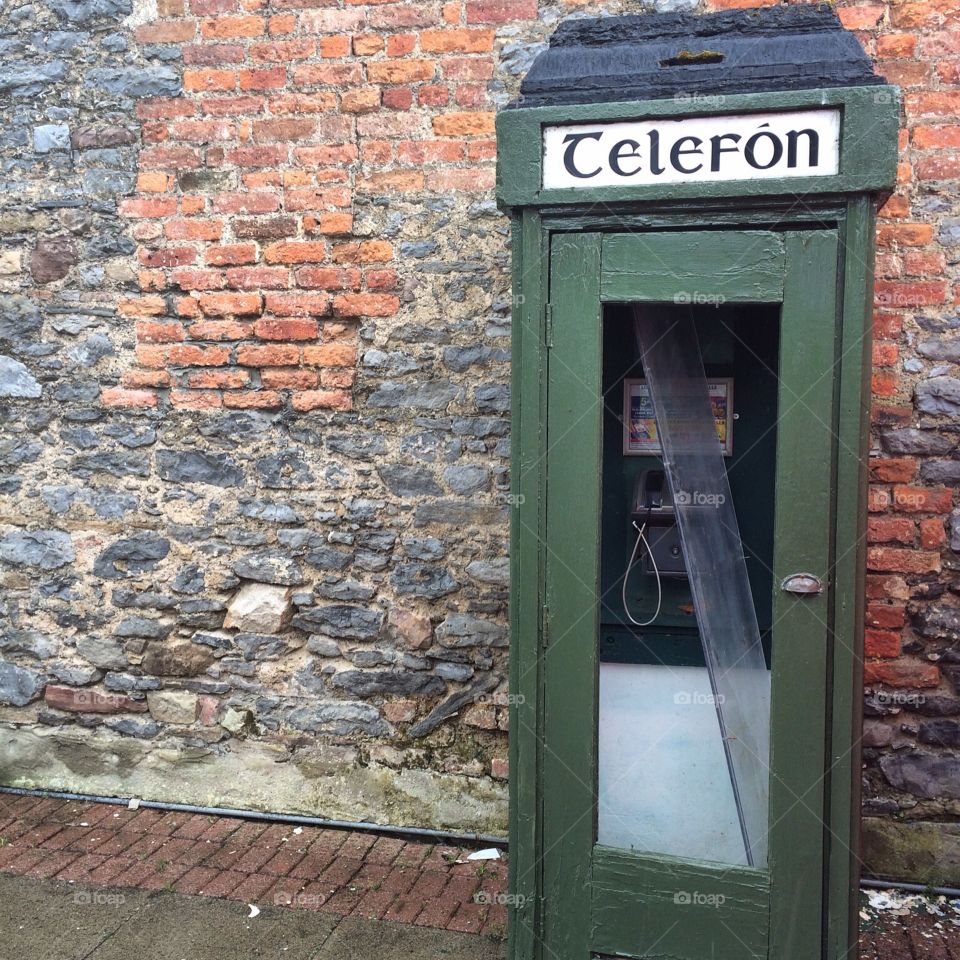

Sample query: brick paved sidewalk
[0,793,507,938]
[2,791,959,959]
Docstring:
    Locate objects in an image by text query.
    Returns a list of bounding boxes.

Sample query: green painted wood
[825,197,876,960]
[601,231,784,302]
[767,230,840,960]
[496,85,899,209]
[543,202,846,233]
[538,227,842,960]
[508,209,548,960]
[590,847,769,959]
[541,231,603,960]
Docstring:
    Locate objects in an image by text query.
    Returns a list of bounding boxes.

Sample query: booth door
[542,229,839,960]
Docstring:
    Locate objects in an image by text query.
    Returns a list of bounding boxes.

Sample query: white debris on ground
[860,888,960,936]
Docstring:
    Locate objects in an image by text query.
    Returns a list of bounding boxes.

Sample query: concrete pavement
[0,872,506,960]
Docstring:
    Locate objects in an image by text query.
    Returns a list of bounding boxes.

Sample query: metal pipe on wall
[5,786,958,899]
[0,785,508,847]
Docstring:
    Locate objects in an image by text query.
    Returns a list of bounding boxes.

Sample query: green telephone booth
[497,7,899,960]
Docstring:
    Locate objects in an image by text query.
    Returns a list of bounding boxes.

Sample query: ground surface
[1,792,958,958]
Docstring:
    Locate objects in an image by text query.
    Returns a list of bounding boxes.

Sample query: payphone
[497,6,898,960]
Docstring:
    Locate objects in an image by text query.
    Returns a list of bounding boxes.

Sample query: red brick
[184,68,238,92]
[261,368,319,390]
[225,266,289,290]
[237,343,300,366]
[426,168,495,192]
[291,389,351,412]
[891,485,953,513]
[906,91,960,118]
[263,241,327,264]
[253,118,317,141]
[201,14,264,37]
[205,244,258,267]
[137,98,198,120]
[164,220,223,243]
[382,87,415,111]
[867,546,941,574]
[293,63,364,87]
[864,660,940,688]
[213,191,280,214]
[45,686,147,713]
[870,458,917,483]
[202,95,265,117]
[136,321,185,344]
[187,368,251,388]
[876,223,935,247]
[274,261,343,285]
[917,155,960,180]
[174,865,222,895]
[920,517,947,549]
[867,603,907,630]
[101,388,158,409]
[865,628,902,658]
[234,216,297,240]
[170,119,235,142]
[198,292,263,316]
[331,240,392,263]
[253,318,319,341]
[264,292,330,315]
[302,342,356,367]
[136,20,197,43]
[249,38,315,60]
[170,268,226,291]
[874,280,948,308]
[183,42,245,65]
[168,344,231,366]
[118,197,178,218]
[226,144,289,166]
[139,247,196,269]
[123,369,172,389]
[332,293,399,317]
[466,0,537,22]
[368,60,436,84]
[187,320,253,341]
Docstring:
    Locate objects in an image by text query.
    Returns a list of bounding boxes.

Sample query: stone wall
[0,0,959,880]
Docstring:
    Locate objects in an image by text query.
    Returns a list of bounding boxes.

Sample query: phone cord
[621,520,662,628]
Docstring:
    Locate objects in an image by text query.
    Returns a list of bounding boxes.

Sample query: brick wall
[111,0,506,414]
[0,0,958,881]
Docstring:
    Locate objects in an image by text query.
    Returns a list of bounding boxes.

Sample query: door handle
[780,573,823,595]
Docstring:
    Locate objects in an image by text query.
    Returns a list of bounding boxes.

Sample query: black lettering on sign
[786,128,819,168]
[543,110,839,188]
[561,132,602,179]
[609,139,642,177]
[670,135,704,174]
[744,125,784,170]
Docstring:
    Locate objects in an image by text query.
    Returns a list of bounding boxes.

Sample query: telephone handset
[622,468,687,628]
[632,469,673,518]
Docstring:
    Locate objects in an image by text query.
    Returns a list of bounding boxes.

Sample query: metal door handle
[781,573,823,595]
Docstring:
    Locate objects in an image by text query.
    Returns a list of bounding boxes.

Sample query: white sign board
[542,109,841,190]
